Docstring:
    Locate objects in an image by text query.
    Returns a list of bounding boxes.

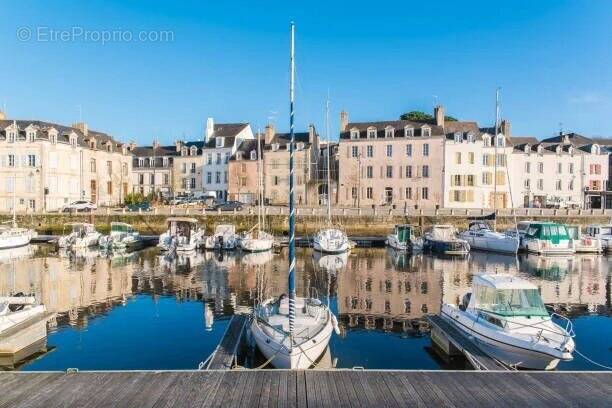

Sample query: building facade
[0,114,131,212]
[337,109,445,208]
[227,138,264,204]
[130,141,177,198]
[173,141,205,196]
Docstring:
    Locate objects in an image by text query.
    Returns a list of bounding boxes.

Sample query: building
[442,116,514,209]
[337,109,445,208]
[130,141,178,198]
[263,123,320,206]
[200,118,253,201]
[227,137,264,204]
[173,141,205,196]
[0,113,131,211]
[318,140,339,205]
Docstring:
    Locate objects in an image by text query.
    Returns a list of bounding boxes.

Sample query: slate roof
[230,138,265,161]
[541,133,595,145]
[201,123,248,149]
[131,145,179,157]
[340,120,444,140]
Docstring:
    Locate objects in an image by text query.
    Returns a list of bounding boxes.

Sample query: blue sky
[1,0,611,144]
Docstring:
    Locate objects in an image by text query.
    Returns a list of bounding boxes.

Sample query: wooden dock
[1,370,610,407]
[204,314,250,370]
[427,315,509,371]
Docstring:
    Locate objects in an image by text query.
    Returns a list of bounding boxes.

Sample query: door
[90,180,97,204]
[489,192,507,209]
[384,187,393,205]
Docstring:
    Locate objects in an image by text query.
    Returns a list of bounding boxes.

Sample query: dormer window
[89,139,95,149]
[563,135,570,144]
[27,131,35,142]
[555,146,562,155]
[297,142,305,150]
[367,127,377,139]
[216,137,224,148]
[467,133,474,143]
[70,134,77,147]
[272,143,280,152]
[190,146,197,156]
[250,150,256,160]
[482,135,491,147]
[537,145,543,155]
[138,158,144,167]
[496,135,505,147]
[350,129,359,140]
[106,143,112,152]
[524,144,530,154]
[181,147,188,156]
[454,132,462,143]
[404,127,414,137]
[385,127,394,138]
[592,144,600,154]
[568,146,574,156]
[421,126,431,137]
[7,131,15,143]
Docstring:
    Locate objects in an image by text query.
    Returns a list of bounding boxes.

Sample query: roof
[0,119,127,151]
[267,132,311,147]
[202,123,248,149]
[230,138,265,161]
[510,136,539,147]
[473,274,537,290]
[541,132,594,145]
[131,145,180,157]
[340,120,444,140]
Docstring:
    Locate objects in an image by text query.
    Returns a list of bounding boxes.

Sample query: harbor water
[0,245,610,371]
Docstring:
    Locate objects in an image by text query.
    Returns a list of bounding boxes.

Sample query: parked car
[61,201,97,212]
[127,202,152,212]
[212,201,244,211]
[170,197,188,206]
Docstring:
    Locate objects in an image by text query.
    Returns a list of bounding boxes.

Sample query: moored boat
[99,222,144,250]
[521,222,575,255]
[423,225,470,255]
[57,223,102,249]
[0,224,33,250]
[459,221,519,254]
[205,224,239,250]
[158,217,205,252]
[584,224,612,253]
[566,225,602,254]
[441,274,575,370]
[386,224,422,252]
[313,227,349,254]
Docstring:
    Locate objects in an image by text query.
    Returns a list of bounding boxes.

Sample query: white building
[200,118,253,200]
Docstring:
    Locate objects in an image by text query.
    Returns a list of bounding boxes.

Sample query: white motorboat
[158,217,205,252]
[57,223,102,249]
[441,274,575,370]
[386,224,422,251]
[584,224,612,253]
[521,222,575,255]
[0,295,47,335]
[251,23,338,369]
[423,225,470,255]
[205,224,239,250]
[99,222,144,250]
[459,221,519,254]
[313,228,349,254]
[566,225,603,254]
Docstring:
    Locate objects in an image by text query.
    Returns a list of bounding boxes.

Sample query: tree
[400,110,458,122]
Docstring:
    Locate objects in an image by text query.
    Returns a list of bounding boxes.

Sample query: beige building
[263,124,320,206]
[227,137,264,204]
[130,142,178,198]
[173,141,205,196]
[0,114,131,212]
[337,109,445,208]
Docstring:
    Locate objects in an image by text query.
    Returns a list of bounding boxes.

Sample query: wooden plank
[258,370,273,407]
[277,368,290,408]
[268,368,280,408]
[295,370,307,408]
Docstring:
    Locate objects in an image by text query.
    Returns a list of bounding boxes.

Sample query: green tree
[400,110,458,122]
[124,192,148,205]
[444,115,458,122]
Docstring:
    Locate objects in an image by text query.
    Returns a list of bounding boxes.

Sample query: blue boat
[423,225,470,255]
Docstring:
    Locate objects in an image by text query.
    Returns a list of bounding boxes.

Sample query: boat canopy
[472,274,548,317]
[565,225,580,240]
[110,222,134,233]
[468,221,491,231]
[215,224,236,235]
[394,224,413,243]
[430,225,456,240]
[588,225,612,235]
[525,223,570,242]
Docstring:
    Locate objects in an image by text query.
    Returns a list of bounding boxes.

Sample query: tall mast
[12,120,17,227]
[493,88,500,231]
[257,128,263,232]
[325,95,332,225]
[288,22,296,338]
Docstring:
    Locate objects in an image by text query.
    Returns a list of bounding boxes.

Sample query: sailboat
[240,129,274,252]
[251,23,338,369]
[0,124,35,250]
[312,98,349,254]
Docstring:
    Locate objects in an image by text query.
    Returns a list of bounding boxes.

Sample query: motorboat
[441,274,575,370]
[99,222,144,250]
[386,224,422,251]
[251,24,338,369]
[459,221,519,254]
[423,225,470,255]
[240,229,274,252]
[205,224,239,250]
[521,222,575,255]
[584,224,612,253]
[57,223,102,249]
[158,217,205,252]
[566,225,602,254]
[0,295,47,335]
[313,227,350,254]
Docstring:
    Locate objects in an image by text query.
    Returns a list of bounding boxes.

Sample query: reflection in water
[0,245,609,370]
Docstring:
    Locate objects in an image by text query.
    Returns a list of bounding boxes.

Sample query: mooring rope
[574,348,612,371]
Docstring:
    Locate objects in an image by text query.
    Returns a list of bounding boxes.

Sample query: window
[406,165,412,178]
[483,136,491,147]
[422,165,429,178]
[225,152,230,164]
[273,176,280,186]
[422,187,429,200]
[206,172,212,184]
[406,144,412,157]
[27,154,36,167]
[386,145,392,157]
[569,163,574,174]
[467,133,474,143]
[207,154,212,165]
[28,199,35,210]
[182,178,187,189]
[107,161,112,175]
[366,166,373,178]
[557,163,562,174]
[216,138,224,148]
[495,154,506,166]
[90,159,96,172]
[163,174,169,185]
[215,172,221,183]
[468,152,474,164]
[351,187,358,199]
[590,164,602,175]
[191,163,196,174]
[569,180,574,191]
[190,178,196,189]
[216,153,221,164]
[350,130,359,140]
[482,154,492,166]
[250,150,257,160]
[386,165,393,178]
[224,171,228,183]
[138,174,144,185]
[422,127,431,137]
[455,152,461,164]
[181,163,187,173]
[385,127,394,138]
[122,163,128,176]
[496,135,504,147]
[467,175,475,186]
[537,179,543,190]
[240,177,247,187]
[405,187,412,199]
[454,132,462,143]
[367,128,376,139]
[107,181,113,195]
[7,131,15,143]
[70,136,76,147]
[524,179,530,189]
[404,127,413,137]
[538,162,544,173]
[366,187,373,199]
[482,172,492,185]
[366,145,374,157]
[525,162,531,173]
[150,174,155,185]
[351,146,359,158]
[423,144,429,156]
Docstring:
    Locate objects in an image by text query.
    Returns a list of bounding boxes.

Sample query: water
[0,245,610,371]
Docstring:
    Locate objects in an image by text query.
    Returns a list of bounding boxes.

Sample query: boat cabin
[167,217,199,238]
[214,224,236,235]
[463,274,548,318]
[429,225,457,240]
[394,224,413,243]
[66,223,96,237]
[524,222,570,243]
[110,222,135,235]
[585,224,612,238]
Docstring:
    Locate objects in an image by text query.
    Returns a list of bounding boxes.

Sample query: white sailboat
[251,23,338,369]
[459,221,519,254]
[240,129,274,253]
[313,98,349,255]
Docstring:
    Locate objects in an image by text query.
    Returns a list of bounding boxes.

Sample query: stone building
[227,137,264,204]
[337,109,445,208]
[173,141,206,196]
[0,113,131,211]
[130,141,178,198]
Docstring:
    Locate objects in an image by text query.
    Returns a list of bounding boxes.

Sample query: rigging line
[574,348,612,370]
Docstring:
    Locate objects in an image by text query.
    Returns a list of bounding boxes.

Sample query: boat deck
[1,370,610,407]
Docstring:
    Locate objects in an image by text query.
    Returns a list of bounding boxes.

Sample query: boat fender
[331,314,340,335]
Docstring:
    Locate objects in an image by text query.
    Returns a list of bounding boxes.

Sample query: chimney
[340,110,348,132]
[308,124,316,144]
[152,140,160,149]
[434,105,445,127]
[265,123,275,145]
[205,117,214,142]
[72,122,88,136]
[0,111,6,120]
[175,140,183,152]
[129,142,136,151]
[501,119,511,138]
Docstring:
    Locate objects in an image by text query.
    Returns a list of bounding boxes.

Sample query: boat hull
[424,238,469,255]
[459,234,518,254]
[240,238,273,253]
[0,231,31,250]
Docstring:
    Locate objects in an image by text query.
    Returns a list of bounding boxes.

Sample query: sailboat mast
[325,96,332,224]
[12,120,17,228]
[257,128,263,232]
[288,22,296,337]
[493,88,500,231]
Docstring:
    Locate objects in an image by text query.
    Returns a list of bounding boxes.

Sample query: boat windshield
[599,227,612,235]
[526,224,570,242]
[474,285,549,317]
[396,226,411,243]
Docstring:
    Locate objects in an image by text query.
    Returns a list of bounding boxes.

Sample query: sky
[1,0,611,144]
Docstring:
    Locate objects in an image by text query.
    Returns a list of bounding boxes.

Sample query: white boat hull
[460,233,519,254]
[240,238,273,252]
[0,229,31,250]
